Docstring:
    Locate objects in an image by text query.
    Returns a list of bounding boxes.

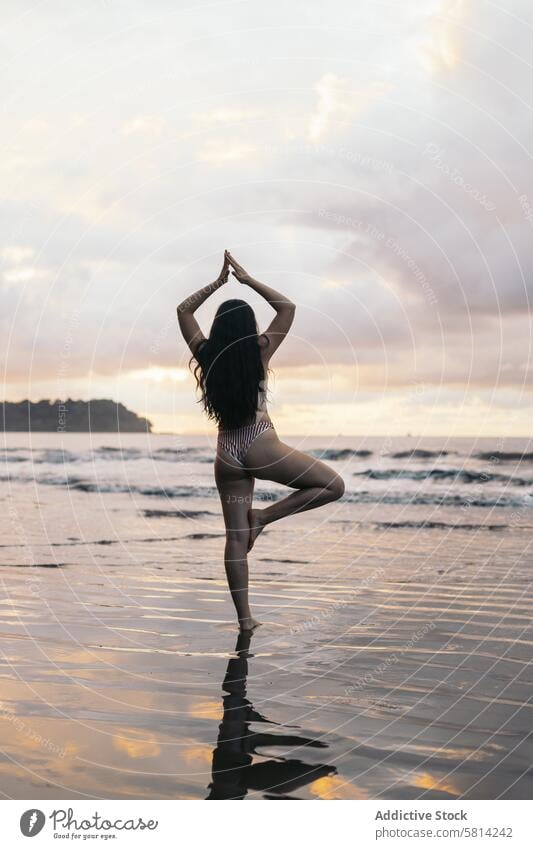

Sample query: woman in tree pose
[177,251,345,631]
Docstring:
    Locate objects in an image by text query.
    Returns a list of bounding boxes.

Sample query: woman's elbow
[177,300,196,324]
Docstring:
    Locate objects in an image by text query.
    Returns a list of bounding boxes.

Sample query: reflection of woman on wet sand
[178,251,345,631]
[206,631,335,799]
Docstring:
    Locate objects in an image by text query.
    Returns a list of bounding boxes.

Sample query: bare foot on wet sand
[239,616,262,632]
[247,508,265,552]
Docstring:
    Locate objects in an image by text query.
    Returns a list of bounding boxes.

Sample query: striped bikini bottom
[217,418,274,466]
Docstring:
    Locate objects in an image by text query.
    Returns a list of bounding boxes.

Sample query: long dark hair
[191,299,266,430]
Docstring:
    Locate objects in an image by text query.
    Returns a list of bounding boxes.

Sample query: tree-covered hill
[1,399,153,432]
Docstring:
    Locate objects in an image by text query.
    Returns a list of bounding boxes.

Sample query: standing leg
[243,429,345,549]
[215,449,260,630]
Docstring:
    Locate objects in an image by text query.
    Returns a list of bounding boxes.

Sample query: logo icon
[20,810,45,837]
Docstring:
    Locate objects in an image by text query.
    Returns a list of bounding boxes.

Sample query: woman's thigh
[215,446,255,532]
[244,429,340,489]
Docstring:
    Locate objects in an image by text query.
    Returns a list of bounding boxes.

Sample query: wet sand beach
[1,433,532,799]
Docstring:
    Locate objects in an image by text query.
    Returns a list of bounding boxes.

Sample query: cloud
[120,115,166,137]
[194,107,264,124]
[418,0,468,73]
[309,74,391,140]
[196,140,258,163]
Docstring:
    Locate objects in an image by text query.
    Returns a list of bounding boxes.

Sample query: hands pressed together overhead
[178,247,295,361]
[216,250,252,285]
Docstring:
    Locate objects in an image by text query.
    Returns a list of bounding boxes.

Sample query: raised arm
[225,250,295,360]
[177,255,229,356]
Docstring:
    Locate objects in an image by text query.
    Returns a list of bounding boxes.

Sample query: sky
[1,0,532,436]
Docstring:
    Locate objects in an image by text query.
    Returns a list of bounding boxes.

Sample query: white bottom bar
[3,799,531,848]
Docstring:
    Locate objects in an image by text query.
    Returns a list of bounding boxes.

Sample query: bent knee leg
[326,474,345,501]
